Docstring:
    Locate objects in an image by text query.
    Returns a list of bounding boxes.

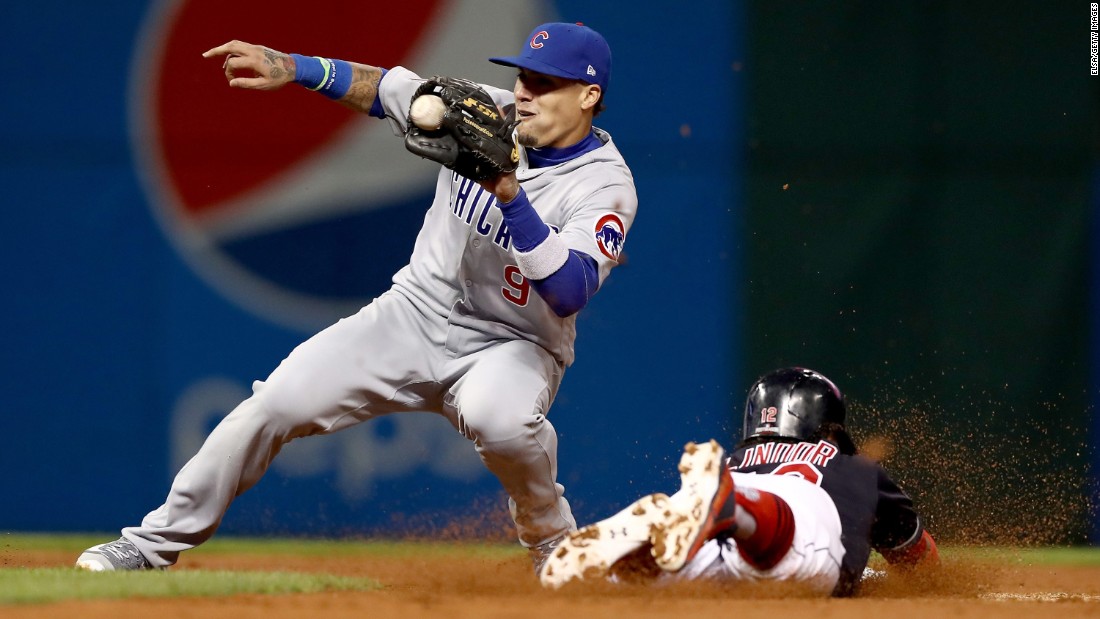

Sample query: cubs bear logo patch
[594,213,626,260]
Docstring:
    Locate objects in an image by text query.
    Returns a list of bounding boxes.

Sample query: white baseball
[410,94,446,131]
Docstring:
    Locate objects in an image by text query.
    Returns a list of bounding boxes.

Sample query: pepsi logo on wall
[131,0,550,331]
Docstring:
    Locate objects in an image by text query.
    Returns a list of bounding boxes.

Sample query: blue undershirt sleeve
[497,190,600,317]
[530,250,600,317]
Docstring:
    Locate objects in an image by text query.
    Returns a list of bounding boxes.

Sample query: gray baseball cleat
[530,535,566,577]
[539,493,668,589]
[650,439,735,572]
[75,537,156,571]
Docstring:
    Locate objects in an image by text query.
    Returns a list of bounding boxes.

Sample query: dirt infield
[5,546,1100,619]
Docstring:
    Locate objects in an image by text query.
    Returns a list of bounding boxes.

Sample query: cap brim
[489,55,587,83]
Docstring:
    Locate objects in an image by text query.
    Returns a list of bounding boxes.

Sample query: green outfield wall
[743,1,1096,543]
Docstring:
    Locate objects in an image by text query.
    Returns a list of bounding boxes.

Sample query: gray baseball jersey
[379,67,638,366]
[119,66,637,565]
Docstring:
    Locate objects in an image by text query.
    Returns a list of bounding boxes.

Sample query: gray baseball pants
[122,290,576,567]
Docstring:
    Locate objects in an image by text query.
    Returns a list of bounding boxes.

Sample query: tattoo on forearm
[342,64,383,112]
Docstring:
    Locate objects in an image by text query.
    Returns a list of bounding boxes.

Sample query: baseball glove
[403,76,519,181]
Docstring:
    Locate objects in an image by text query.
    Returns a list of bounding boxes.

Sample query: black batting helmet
[742,367,846,443]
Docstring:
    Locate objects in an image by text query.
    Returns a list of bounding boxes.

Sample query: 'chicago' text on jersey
[450,173,513,250]
[735,440,839,468]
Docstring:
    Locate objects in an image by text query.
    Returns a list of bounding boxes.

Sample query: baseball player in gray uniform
[76,22,636,575]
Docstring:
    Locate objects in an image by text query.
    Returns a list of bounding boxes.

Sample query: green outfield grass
[0,532,521,605]
[1,532,1097,605]
[946,545,1100,566]
[1,568,380,605]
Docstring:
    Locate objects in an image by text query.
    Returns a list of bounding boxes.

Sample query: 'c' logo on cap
[530,30,549,49]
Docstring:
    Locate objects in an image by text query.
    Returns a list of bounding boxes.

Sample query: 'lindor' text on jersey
[736,440,839,468]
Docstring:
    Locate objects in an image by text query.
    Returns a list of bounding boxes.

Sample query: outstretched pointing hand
[202,40,295,90]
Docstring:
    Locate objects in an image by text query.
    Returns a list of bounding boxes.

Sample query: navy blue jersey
[728,439,923,596]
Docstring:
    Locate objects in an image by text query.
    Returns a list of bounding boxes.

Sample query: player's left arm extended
[879,525,940,569]
[872,468,941,570]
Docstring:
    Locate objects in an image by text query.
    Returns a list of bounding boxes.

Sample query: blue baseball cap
[489,22,612,92]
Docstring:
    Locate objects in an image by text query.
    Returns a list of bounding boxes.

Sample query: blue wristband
[497,189,551,252]
[290,54,353,100]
